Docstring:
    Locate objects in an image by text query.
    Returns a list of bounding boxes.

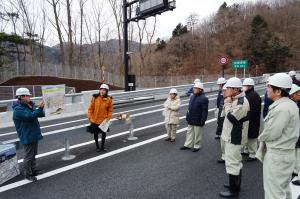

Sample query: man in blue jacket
[13,88,45,182]
[186,78,201,97]
[181,82,209,152]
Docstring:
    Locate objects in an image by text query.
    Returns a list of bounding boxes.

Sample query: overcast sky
[155,0,257,40]
[1,0,258,46]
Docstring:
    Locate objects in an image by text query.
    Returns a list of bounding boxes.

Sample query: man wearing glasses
[13,87,45,182]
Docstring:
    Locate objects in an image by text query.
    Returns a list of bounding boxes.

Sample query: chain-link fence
[0,85,75,100]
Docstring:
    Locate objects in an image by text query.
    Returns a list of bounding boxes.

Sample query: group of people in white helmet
[215,72,300,199]
[12,83,112,182]
[164,80,209,152]
[11,70,300,196]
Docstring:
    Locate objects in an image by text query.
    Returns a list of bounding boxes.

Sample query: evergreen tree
[247,15,291,72]
[172,23,188,37]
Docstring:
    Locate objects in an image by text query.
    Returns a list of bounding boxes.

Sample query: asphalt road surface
[1,85,299,199]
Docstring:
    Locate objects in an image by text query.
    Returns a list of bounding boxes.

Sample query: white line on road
[17,106,219,163]
[0,118,216,193]
[1,85,266,138]
[0,93,217,137]
[1,98,217,143]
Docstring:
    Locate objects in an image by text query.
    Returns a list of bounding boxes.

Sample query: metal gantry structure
[123,0,176,91]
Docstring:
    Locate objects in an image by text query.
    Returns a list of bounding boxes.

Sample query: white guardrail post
[61,138,76,161]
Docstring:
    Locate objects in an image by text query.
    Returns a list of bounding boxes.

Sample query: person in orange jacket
[87,84,113,152]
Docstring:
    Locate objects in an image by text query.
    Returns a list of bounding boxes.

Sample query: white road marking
[17,107,218,163]
[1,99,217,143]
[0,94,216,137]
[0,118,216,193]
[1,85,266,138]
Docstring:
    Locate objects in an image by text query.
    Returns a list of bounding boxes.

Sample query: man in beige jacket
[219,77,250,198]
[258,73,299,199]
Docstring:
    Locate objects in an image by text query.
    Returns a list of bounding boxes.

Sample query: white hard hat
[289,84,300,95]
[222,84,227,90]
[193,82,204,89]
[169,88,178,94]
[226,77,242,88]
[217,77,226,85]
[16,88,31,97]
[267,73,292,89]
[100,84,109,90]
[194,79,201,84]
[243,78,255,86]
[289,70,296,77]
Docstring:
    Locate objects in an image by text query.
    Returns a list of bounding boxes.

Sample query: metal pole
[235,69,237,77]
[222,65,225,77]
[12,86,15,99]
[32,86,35,97]
[244,68,246,78]
[62,138,76,160]
[123,0,129,91]
[127,118,138,141]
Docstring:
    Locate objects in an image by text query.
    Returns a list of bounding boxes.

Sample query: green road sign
[232,60,249,69]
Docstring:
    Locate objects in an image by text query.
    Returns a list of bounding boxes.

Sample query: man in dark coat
[242,78,262,162]
[181,82,208,152]
[215,77,226,140]
[263,91,273,118]
[13,88,45,182]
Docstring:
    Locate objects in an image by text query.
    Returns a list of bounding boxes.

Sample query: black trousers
[89,123,107,149]
[23,142,38,177]
[216,115,225,136]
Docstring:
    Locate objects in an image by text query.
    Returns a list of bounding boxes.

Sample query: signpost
[101,65,105,82]
[123,0,176,91]
[231,60,249,77]
[219,56,228,77]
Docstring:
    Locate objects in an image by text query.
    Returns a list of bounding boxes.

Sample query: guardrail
[0,75,268,131]
[0,76,267,112]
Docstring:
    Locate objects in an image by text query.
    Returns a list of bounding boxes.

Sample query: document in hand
[99,120,111,133]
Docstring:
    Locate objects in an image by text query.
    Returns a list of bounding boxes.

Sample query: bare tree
[137,20,147,78]
[92,0,110,77]
[186,13,199,35]
[18,0,36,67]
[78,0,87,68]
[66,0,74,76]
[47,0,65,67]
[108,0,123,74]
[84,14,98,79]
[38,3,47,75]
[6,1,21,75]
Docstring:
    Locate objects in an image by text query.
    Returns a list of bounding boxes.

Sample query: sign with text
[232,60,249,69]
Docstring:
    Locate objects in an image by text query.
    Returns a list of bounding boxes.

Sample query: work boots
[223,170,242,190]
[219,174,241,198]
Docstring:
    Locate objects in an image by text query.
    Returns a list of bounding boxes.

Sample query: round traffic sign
[219,56,228,65]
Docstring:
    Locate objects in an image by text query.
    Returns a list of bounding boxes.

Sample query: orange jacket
[87,94,113,125]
